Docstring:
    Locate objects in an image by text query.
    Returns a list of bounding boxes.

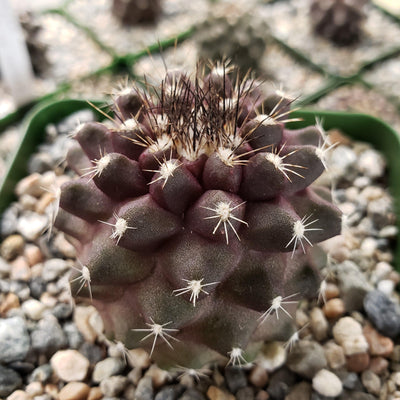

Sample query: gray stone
[285,382,312,400]
[179,388,206,400]
[93,357,125,383]
[28,363,53,383]
[135,376,154,400]
[100,375,129,397]
[42,258,69,281]
[63,322,84,349]
[52,302,72,320]
[31,315,68,356]
[155,385,185,400]
[364,290,400,338]
[0,364,22,397]
[29,277,47,299]
[0,316,30,363]
[267,367,297,399]
[79,342,104,364]
[0,205,19,237]
[335,260,373,311]
[225,366,247,393]
[287,341,327,379]
[236,387,254,400]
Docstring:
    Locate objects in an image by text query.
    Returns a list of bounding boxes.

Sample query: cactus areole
[55,62,342,369]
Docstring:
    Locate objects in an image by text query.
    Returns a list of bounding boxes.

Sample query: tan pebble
[40,292,58,308]
[30,263,43,278]
[24,244,43,266]
[369,356,389,375]
[310,307,329,341]
[15,173,43,197]
[207,385,235,400]
[388,270,400,285]
[127,367,142,385]
[20,194,38,210]
[127,348,151,369]
[323,298,346,319]
[51,350,90,382]
[346,352,370,372]
[363,324,394,357]
[249,364,269,388]
[1,234,25,261]
[53,233,76,259]
[45,383,59,398]
[391,371,400,386]
[10,256,31,281]
[6,390,30,400]
[321,235,350,262]
[324,341,346,370]
[285,381,312,400]
[35,192,56,214]
[145,364,169,388]
[74,306,100,343]
[25,381,43,396]
[88,386,103,400]
[0,292,20,316]
[255,390,269,400]
[58,382,90,400]
[361,370,381,396]
[325,283,340,300]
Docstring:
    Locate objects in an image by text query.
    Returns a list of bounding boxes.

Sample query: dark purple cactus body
[55,63,342,369]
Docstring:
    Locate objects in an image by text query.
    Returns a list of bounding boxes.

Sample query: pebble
[28,364,53,383]
[225,366,247,393]
[267,367,297,399]
[312,369,343,397]
[58,382,90,400]
[285,381,312,400]
[42,259,70,282]
[0,292,20,316]
[135,376,154,400]
[10,257,31,281]
[324,341,346,370]
[358,149,385,178]
[24,244,43,266]
[332,317,369,355]
[249,364,269,388]
[16,212,48,241]
[0,256,11,277]
[236,387,254,400]
[207,386,235,400]
[256,341,286,372]
[363,290,400,338]
[286,341,327,379]
[0,365,22,397]
[50,350,90,382]
[323,297,346,319]
[79,342,103,364]
[335,261,373,311]
[361,370,381,396]
[6,390,31,400]
[31,315,68,356]
[74,305,101,343]
[346,352,370,373]
[52,303,73,320]
[363,324,394,357]
[377,279,395,296]
[0,235,25,261]
[87,387,103,400]
[100,376,129,397]
[22,299,47,320]
[369,356,389,375]
[0,316,30,363]
[145,364,170,388]
[92,357,125,383]
[179,388,206,400]
[155,385,185,400]
[310,307,329,341]
[25,381,43,397]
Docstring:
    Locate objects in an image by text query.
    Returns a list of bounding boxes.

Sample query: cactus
[112,0,161,25]
[310,0,368,46]
[55,62,342,369]
[196,4,267,72]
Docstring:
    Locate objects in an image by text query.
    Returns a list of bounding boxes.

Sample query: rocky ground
[2,0,400,399]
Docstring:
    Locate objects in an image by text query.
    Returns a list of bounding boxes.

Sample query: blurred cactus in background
[196,4,267,72]
[112,0,162,25]
[55,61,342,369]
[310,0,368,46]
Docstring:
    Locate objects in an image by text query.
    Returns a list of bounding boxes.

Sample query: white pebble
[51,349,89,382]
[332,317,369,355]
[312,369,343,397]
[377,279,395,296]
[22,299,47,320]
